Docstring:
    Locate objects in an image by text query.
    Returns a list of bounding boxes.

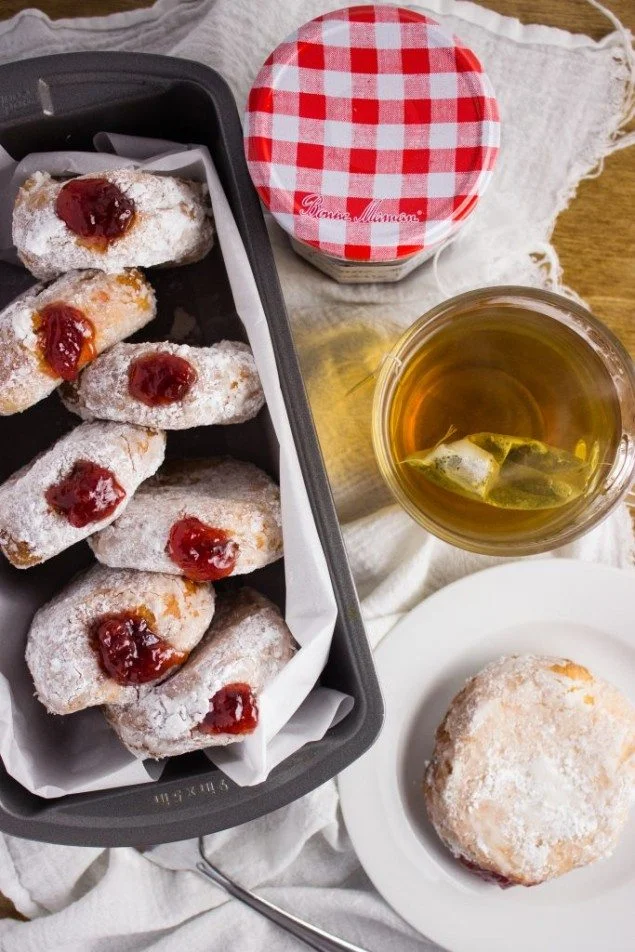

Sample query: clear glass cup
[372,287,635,556]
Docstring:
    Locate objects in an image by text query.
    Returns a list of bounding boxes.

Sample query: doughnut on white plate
[339,560,635,952]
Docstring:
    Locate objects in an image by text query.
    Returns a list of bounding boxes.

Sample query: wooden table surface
[0,0,632,923]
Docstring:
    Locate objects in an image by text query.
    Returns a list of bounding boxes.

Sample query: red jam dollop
[92,610,187,685]
[199,682,259,735]
[167,517,239,581]
[35,302,95,380]
[458,856,517,889]
[55,177,135,245]
[128,352,197,407]
[45,459,126,528]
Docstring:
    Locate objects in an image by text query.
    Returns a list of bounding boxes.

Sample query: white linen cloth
[0,0,633,949]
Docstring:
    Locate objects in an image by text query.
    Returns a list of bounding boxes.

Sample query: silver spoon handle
[196,858,372,952]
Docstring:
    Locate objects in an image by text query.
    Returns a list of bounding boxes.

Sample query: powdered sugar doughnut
[26,564,215,714]
[13,170,214,280]
[105,587,296,758]
[0,269,156,415]
[424,655,635,887]
[0,422,165,568]
[89,458,282,579]
[60,340,264,429]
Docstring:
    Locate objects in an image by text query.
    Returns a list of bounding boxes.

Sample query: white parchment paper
[0,134,350,797]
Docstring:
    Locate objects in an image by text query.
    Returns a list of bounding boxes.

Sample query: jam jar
[245,4,500,283]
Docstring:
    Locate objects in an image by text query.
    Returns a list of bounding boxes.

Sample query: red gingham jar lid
[245,4,501,263]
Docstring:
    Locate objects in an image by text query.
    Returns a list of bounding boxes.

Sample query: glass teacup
[372,287,635,556]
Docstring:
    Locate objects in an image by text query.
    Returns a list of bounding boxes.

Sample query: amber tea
[382,303,623,550]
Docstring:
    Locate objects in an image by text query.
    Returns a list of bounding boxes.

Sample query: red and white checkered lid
[245,4,500,262]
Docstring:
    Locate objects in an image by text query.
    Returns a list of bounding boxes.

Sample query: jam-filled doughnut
[26,564,215,714]
[424,655,635,887]
[89,458,282,580]
[13,170,214,280]
[105,587,296,758]
[0,421,165,568]
[0,269,156,415]
[60,340,264,429]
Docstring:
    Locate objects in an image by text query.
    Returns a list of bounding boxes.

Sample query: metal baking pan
[0,52,383,846]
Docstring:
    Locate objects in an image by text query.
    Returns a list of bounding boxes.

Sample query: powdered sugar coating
[89,458,282,576]
[424,655,635,886]
[105,587,296,758]
[0,269,156,415]
[60,340,264,429]
[26,564,214,714]
[0,422,166,568]
[13,170,214,280]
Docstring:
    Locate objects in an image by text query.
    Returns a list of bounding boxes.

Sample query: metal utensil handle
[196,858,372,952]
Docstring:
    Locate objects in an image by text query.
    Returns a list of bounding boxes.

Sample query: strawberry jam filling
[93,610,187,685]
[458,856,517,889]
[128,352,197,406]
[35,302,95,380]
[199,683,259,735]
[55,177,135,245]
[45,459,125,528]
[167,517,239,581]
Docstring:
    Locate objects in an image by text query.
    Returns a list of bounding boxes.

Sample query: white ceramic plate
[339,560,635,952]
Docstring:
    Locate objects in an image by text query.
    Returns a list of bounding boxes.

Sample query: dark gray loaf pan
[0,52,383,846]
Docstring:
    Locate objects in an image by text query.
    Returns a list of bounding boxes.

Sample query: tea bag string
[344,353,403,398]
[432,237,457,299]
[431,220,473,299]
[346,230,463,397]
